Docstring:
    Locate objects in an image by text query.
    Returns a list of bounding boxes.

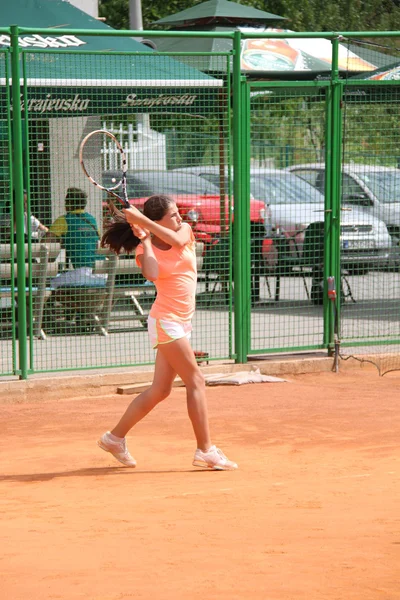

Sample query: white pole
[129,0,143,32]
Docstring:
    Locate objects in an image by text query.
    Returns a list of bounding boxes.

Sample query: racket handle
[131,224,147,239]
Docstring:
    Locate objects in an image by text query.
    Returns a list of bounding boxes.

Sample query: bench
[0,242,61,339]
[38,242,205,337]
[272,223,355,305]
[94,249,152,332]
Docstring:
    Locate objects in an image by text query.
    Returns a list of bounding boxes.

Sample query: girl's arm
[136,237,159,281]
[123,207,191,248]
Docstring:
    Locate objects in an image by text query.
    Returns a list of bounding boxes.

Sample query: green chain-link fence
[1,28,400,378]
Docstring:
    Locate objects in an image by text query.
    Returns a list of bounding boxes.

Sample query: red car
[102,170,269,247]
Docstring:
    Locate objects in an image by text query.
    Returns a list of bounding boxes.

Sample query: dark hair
[65,187,87,211]
[101,194,174,255]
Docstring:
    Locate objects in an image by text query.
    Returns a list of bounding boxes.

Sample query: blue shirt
[49,210,99,269]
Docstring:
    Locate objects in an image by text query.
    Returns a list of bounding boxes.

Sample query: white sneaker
[193,445,238,471]
[97,431,137,467]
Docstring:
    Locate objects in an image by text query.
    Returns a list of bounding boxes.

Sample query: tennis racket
[79,129,130,208]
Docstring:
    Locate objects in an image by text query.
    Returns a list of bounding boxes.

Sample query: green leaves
[99,0,400,51]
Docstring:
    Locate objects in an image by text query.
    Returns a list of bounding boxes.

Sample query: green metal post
[240,77,251,354]
[225,56,234,359]
[324,83,333,349]
[21,53,34,370]
[10,25,28,379]
[232,30,246,363]
[4,49,17,373]
[330,38,343,351]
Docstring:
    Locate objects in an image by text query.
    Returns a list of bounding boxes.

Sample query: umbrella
[153,0,285,28]
[152,0,285,73]
[0,0,224,229]
[152,0,393,79]
[0,0,222,118]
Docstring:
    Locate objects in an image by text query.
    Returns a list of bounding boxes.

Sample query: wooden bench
[0,242,61,339]
[94,249,152,332]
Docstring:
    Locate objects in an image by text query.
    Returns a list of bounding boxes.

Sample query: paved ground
[1,271,400,377]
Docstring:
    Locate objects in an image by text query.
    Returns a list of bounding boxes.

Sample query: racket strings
[81,131,124,190]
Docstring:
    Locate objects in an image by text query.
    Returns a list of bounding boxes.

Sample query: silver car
[288,163,400,245]
[174,166,392,274]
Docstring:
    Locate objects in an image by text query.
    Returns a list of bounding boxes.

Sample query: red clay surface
[1,367,400,600]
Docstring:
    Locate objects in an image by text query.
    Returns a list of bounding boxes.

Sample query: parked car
[287,163,400,246]
[103,170,271,301]
[175,166,392,275]
[102,170,269,247]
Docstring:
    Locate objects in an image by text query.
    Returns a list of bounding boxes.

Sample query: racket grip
[131,224,147,239]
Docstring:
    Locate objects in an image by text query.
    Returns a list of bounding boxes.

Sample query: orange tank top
[135,224,197,323]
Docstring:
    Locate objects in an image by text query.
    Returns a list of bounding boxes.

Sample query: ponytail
[101,194,175,255]
[101,208,140,255]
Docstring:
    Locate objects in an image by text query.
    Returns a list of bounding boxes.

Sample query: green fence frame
[2,26,400,378]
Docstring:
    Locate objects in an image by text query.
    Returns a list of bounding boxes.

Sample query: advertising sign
[240,29,376,73]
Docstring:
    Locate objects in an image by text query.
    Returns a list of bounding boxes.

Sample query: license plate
[341,239,374,250]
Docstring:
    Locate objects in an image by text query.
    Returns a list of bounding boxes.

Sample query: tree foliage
[97,0,400,168]
[99,0,400,33]
[99,0,198,29]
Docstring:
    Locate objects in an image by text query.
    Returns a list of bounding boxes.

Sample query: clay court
[1,366,400,600]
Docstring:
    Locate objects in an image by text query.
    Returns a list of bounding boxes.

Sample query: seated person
[0,190,48,243]
[44,188,105,330]
[46,187,100,271]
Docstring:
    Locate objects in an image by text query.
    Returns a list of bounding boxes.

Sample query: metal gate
[337,78,400,372]
[245,73,400,365]
[246,79,335,357]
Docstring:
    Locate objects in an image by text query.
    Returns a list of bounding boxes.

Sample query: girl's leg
[157,337,212,452]
[111,349,177,438]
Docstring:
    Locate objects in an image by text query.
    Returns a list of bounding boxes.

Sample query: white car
[288,163,400,245]
[174,166,392,274]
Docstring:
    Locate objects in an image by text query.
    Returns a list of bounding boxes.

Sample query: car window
[126,178,154,198]
[199,173,229,190]
[105,172,220,198]
[250,173,324,204]
[357,171,400,203]
[291,169,321,189]
[342,174,365,198]
[197,172,258,200]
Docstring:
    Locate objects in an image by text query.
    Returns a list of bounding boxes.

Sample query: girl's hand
[130,224,150,241]
[123,206,143,225]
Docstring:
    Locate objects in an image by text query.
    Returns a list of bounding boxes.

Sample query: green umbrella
[152,0,285,74]
[152,1,395,79]
[153,0,285,27]
[0,0,222,116]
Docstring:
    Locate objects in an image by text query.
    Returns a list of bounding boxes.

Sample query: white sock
[109,432,124,442]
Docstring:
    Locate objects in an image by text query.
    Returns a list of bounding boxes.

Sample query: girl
[97,195,237,471]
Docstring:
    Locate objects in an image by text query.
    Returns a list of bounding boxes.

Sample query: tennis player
[98,195,238,470]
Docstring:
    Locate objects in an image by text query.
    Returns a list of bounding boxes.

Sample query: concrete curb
[0,354,336,404]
